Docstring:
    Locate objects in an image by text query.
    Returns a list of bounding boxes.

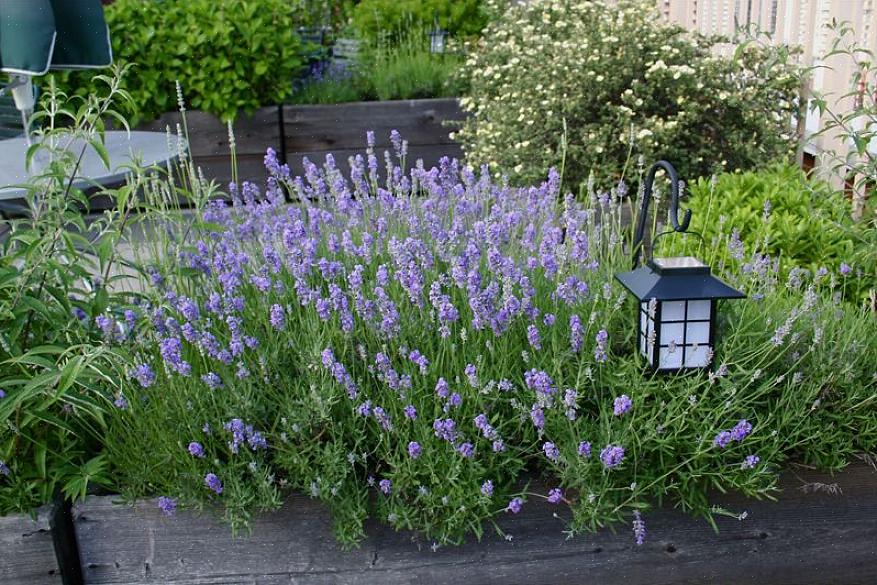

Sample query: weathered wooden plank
[283,98,465,151]
[135,108,280,158]
[0,505,62,584]
[133,99,465,192]
[75,464,877,585]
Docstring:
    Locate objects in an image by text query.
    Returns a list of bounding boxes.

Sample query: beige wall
[659,0,877,169]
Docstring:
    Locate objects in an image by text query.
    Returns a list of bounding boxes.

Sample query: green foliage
[352,0,487,45]
[0,70,141,514]
[809,21,877,223]
[457,0,806,189]
[289,32,466,104]
[289,0,357,33]
[674,164,876,306]
[360,32,467,101]
[49,0,306,124]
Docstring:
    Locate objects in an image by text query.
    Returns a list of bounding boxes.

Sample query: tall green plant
[0,68,146,513]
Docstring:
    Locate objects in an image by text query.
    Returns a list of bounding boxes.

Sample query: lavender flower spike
[600,444,625,468]
[204,473,223,494]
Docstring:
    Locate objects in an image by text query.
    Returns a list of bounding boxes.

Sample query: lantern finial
[631,160,692,269]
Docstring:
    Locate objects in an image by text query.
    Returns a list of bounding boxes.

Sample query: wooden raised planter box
[135,98,466,190]
[0,504,63,584]
[4,464,874,584]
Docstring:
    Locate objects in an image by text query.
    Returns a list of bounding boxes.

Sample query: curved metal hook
[631,160,691,268]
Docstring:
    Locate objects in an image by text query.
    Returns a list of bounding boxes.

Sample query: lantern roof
[615,257,745,301]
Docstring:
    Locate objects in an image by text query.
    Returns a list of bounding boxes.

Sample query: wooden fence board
[282,99,464,151]
[132,99,465,191]
[74,463,877,585]
[0,504,62,584]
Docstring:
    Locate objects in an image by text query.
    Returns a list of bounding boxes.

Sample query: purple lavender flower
[157,496,177,517]
[543,313,556,327]
[594,329,609,363]
[600,444,625,468]
[435,378,450,399]
[506,497,524,514]
[524,369,555,397]
[0,389,5,400]
[713,430,733,448]
[114,394,128,409]
[356,402,372,418]
[632,510,646,545]
[269,304,286,330]
[570,314,584,352]
[578,441,592,457]
[72,307,88,321]
[95,314,118,340]
[159,337,191,376]
[530,404,545,430]
[0,460,9,476]
[742,454,760,469]
[433,418,458,442]
[481,480,494,497]
[128,364,156,388]
[731,419,753,442]
[458,442,475,458]
[403,405,417,420]
[188,441,205,458]
[408,349,430,374]
[379,479,392,495]
[408,441,422,459]
[527,324,542,350]
[373,406,393,431]
[839,263,852,276]
[547,488,563,504]
[543,441,560,462]
[465,364,478,387]
[447,392,462,409]
[201,372,224,390]
[204,473,223,494]
[613,394,632,416]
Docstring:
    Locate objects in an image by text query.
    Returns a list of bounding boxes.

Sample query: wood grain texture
[74,464,877,585]
[282,99,464,151]
[0,504,62,584]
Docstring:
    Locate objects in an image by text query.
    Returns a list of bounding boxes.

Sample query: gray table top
[0,130,182,200]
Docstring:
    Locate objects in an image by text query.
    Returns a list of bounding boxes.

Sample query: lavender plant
[104,132,876,547]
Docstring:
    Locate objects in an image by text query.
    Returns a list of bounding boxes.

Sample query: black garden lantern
[428,17,448,55]
[615,161,744,371]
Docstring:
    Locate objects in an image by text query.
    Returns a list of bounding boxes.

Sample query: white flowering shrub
[456,0,805,188]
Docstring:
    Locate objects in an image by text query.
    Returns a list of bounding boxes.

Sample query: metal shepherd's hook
[631,160,691,269]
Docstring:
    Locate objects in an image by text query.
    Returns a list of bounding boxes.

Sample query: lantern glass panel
[652,299,714,371]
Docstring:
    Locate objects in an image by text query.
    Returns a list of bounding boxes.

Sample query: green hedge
[668,164,876,306]
[352,0,487,45]
[50,0,306,124]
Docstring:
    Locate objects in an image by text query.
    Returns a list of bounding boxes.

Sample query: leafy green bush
[51,0,306,124]
[456,0,805,189]
[0,71,140,514]
[352,0,487,45]
[671,164,876,306]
